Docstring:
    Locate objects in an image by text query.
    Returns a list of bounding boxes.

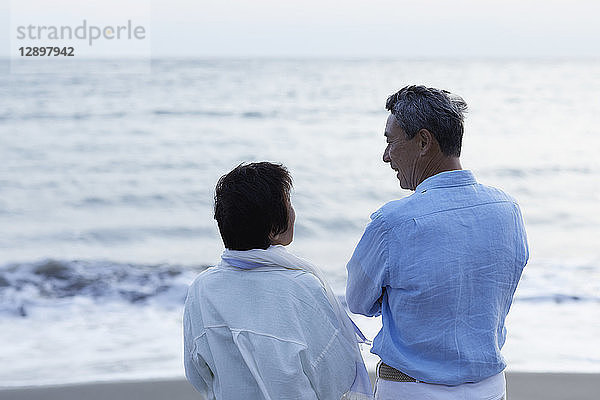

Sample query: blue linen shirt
[346,170,529,385]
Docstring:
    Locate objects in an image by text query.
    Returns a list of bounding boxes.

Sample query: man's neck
[415,156,462,189]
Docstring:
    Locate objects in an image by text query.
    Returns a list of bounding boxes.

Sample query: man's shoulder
[373,193,422,223]
[475,182,521,206]
[373,182,521,223]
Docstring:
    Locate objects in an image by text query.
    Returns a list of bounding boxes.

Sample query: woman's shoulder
[189,265,322,294]
[187,267,334,329]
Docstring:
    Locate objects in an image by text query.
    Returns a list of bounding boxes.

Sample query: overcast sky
[2,0,599,58]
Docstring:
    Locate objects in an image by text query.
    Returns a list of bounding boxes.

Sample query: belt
[376,361,420,383]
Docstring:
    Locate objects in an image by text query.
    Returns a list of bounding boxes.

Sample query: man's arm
[346,210,389,316]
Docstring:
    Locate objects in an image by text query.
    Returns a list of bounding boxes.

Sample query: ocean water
[0,59,599,386]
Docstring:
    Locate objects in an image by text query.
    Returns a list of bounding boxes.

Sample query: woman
[183,162,372,400]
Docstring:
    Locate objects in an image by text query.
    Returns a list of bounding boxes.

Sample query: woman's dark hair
[214,162,292,250]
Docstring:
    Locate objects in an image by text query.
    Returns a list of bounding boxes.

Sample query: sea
[0,58,599,387]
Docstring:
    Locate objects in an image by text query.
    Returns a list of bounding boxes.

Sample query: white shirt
[183,264,357,400]
[374,371,506,400]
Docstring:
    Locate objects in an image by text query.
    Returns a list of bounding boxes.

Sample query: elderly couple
[183,86,529,400]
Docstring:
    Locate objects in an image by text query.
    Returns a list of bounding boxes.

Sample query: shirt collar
[415,170,476,193]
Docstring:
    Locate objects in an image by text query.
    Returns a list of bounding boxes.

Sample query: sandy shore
[1,372,598,400]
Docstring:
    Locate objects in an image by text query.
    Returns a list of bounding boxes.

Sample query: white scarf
[221,245,373,400]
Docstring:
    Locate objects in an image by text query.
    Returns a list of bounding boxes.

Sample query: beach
[1,372,598,400]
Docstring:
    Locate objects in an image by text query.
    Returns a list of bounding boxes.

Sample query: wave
[516,294,600,304]
[1,258,596,319]
[152,109,233,117]
[0,112,128,121]
[151,109,275,119]
[10,226,217,245]
[484,166,595,177]
[2,109,276,121]
[0,259,208,317]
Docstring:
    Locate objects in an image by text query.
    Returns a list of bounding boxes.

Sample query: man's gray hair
[385,85,468,157]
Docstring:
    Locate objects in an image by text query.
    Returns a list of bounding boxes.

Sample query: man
[346,85,529,400]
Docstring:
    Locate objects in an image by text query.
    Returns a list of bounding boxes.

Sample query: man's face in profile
[383,114,421,190]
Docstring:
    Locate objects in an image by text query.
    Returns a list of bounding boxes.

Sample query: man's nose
[383,148,390,163]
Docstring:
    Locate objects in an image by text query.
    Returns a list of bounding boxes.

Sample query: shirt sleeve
[232,330,320,400]
[231,327,355,400]
[183,291,214,399]
[346,209,389,316]
[230,272,356,400]
[299,329,358,400]
[515,203,530,267]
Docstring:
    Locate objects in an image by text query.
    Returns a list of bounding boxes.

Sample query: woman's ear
[269,231,280,245]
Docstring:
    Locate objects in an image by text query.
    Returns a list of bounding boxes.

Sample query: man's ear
[418,129,434,155]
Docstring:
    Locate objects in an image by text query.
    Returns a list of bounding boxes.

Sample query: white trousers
[374,371,506,400]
